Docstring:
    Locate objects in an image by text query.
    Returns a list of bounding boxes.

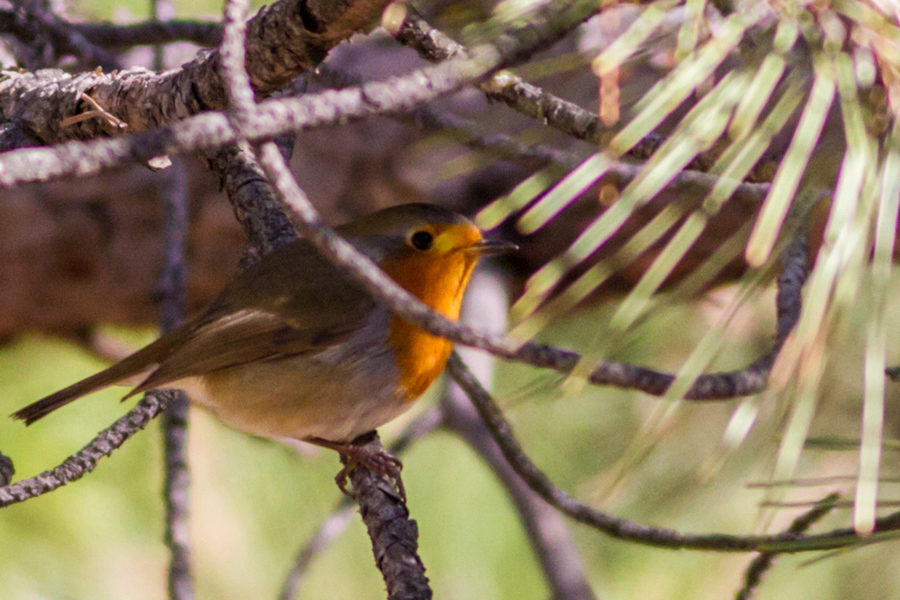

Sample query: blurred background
[3,0,900,598]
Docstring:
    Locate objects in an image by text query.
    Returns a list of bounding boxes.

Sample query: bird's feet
[306,434,406,501]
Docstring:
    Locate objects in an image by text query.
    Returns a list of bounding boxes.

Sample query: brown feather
[14,237,375,423]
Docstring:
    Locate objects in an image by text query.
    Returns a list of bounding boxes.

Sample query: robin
[12,203,515,495]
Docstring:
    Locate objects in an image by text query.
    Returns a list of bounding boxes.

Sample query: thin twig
[447,354,900,552]
[0,393,170,507]
[735,493,840,600]
[152,3,194,592]
[445,270,598,600]
[396,9,608,147]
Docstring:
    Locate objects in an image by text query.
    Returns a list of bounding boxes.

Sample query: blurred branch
[156,156,193,600]
[281,505,357,600]
[71,19,222,48]
[310,64,580,171]
[279,408,443,600]
[0,3,119,69]
[0,393,169,507]
[153,3,194,593]
[734,493,840,600]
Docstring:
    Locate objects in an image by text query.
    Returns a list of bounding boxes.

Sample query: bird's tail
[11,335,176,425]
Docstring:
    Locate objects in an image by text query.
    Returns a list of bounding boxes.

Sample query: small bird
[13,203,514,494]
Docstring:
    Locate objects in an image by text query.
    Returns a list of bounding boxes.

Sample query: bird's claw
[306,435,406,501]
[335,447,406,502]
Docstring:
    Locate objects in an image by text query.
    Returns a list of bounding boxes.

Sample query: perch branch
[279,409,442,600]
[347,433,432,600]
[217,0,432,594]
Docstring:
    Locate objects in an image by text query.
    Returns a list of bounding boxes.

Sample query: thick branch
[0,0,394,148]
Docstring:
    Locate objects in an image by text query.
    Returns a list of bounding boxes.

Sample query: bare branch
[347,433,432,600]
[156,157,193,600]
[0,393,169,507]
[734,493,839,600]
[396,9,608,147]
[0,3,119,69]
[447,354,900,552]
[71,19,222,49]
[445,270,598,600]
[279,408,442,600]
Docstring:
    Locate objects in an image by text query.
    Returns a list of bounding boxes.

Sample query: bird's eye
[410,230,434,251]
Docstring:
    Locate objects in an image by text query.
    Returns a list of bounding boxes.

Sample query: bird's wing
[13,238,379,425]
[128,240,377,395]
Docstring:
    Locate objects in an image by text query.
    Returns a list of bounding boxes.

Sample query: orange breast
[382,250,477,400]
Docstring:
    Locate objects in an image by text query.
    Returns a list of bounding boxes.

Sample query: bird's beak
[467,238,519,256]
